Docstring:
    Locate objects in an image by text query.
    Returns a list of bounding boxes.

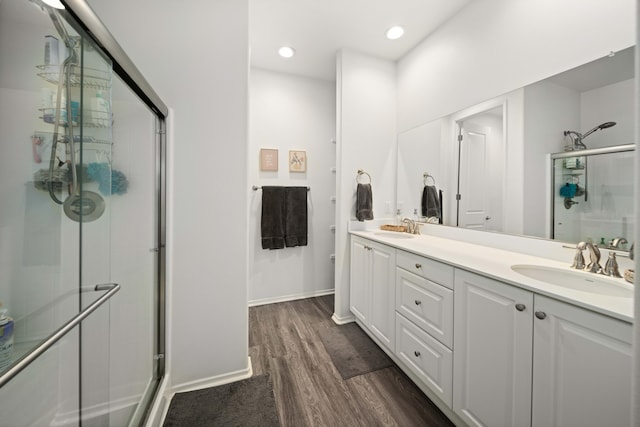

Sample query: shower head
[563,121,617,150]
[582,121,616,139]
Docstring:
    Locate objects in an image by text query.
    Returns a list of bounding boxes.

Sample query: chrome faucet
[609,237,628,249]
[402,217,421,235]
[584,240,602,274]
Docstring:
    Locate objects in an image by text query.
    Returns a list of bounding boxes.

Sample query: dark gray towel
[356,183,373,221]
[421,185,441,219]
[284,186,308,247]
[261,186,286,250]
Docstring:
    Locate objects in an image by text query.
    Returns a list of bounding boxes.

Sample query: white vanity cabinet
[531,294,632,427]
[395,249,454,407]
[453,269,534,427]
[349,235,396,350]
[453,269,632,427]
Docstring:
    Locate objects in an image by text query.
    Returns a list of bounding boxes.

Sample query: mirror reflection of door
[456,107,505,231]
[458,122,491,229]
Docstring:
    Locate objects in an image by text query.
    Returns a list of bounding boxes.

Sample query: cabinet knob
[515,303,526,312]
[415,263,422,269]
[414,300,422,306]
[535,311,547,320]
[414,351,421,357]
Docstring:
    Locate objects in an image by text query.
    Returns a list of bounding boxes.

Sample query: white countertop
[350,229,634,323]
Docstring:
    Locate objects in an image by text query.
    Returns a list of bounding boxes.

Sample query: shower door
[0,1,165,425]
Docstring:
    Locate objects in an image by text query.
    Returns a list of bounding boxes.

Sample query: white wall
[523,80,580,237]
[248,68,336,304]
[334,49,396,321]
[88,0,250,388]
[581,79,635,148]
[397,0,635,132]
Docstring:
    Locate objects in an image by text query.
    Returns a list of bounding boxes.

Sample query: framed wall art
[260,149,278,171]
[289,150,306,172]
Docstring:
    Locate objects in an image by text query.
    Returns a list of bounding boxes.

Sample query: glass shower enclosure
[551,144,635,246]
[0,0,167,425]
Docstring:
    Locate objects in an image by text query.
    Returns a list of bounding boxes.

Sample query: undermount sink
[511,264,633,298]
[372,231,414,239]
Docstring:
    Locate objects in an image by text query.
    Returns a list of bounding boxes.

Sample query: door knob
[414,300,422,306]
[414,351,421,357]
[535,311,547,320]
[415,263,422,269]
[515,303,526,312]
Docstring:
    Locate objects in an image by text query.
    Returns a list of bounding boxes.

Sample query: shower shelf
[32,131,112,148]
[36,64,112,90]
[39,109,112,129]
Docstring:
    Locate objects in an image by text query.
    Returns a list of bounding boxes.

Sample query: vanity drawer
[396,313,453,408]
[396,267,453,348]
[396,250,454,289]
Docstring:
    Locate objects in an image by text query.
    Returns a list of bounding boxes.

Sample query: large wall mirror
[397,45,635,249]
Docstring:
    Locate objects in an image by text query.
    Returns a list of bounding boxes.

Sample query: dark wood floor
[249,295,454,427]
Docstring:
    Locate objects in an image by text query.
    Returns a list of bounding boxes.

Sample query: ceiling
[250,0,474,82]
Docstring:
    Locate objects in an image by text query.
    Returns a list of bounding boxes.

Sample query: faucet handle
[602,252,622,278]
[571,242,586,269]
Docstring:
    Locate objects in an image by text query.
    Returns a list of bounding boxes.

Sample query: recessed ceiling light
[278,46,296,58]
[42,0,65,9]
[386,26,405,40]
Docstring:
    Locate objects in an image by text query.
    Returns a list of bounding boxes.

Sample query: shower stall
[0,0,167,425]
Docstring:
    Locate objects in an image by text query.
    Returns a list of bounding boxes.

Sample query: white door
[349,237,370,323]
[458,122,491,229]
[532,295,632,427]
[453,270,534,427]
[368,242,396,350]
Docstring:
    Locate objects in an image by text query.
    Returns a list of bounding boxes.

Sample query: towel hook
[356,169,372,184]
[423,172,435,186]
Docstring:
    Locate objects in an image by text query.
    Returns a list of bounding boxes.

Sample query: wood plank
[249,295,454,427]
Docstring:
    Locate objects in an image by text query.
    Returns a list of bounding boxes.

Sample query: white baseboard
[168,357,253,395]
[248,288,334,307]
[331,312,355,325]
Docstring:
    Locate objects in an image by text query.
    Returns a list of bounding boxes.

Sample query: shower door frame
[0,0,168,424]
[63,1,170,422]
[549,143,635,241]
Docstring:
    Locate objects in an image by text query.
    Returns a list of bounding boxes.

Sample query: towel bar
[252,185,310,191]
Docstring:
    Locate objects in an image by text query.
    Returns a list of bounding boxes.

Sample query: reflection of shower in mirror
[563,121,616,151]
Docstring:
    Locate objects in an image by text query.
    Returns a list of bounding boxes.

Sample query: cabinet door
[532,295,632,427]
[349,237,370,323]
[453,270,534,427]
[369,242,396,350]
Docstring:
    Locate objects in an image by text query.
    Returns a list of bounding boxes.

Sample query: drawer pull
[515,303,526,312]
[414,351,421,357]
[415,263,422,269]
[535,311,547,320]
[414,300,422,306]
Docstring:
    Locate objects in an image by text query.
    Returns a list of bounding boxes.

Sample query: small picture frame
[289,150,306,172]
[260,149,278,171]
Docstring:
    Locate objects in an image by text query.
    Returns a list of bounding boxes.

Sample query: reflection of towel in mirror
[422,185,441,219]
[356,183,374,221]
